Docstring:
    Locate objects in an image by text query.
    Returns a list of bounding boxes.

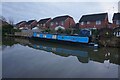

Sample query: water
[2,37,119,78]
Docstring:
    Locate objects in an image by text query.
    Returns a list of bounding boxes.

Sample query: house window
[116,20,120,25]
[43,24,45,26]
[81,22,84,25]
[56,22,58,25]
[40,24,42,26]
[87,21,90,24]
[61,21,64,25]
[37,24,39,26]
[51,22,54,26]
[96,21,101,25]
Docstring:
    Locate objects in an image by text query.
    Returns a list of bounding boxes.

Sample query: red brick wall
[46,19,52,29]
[50,17,75,30]
[79,16,109,29]
[38,19,52,30]
[31,21,37,28]
[27,21,37,29]
[18,22,26,28]
[49,22,55,30]
[64,17,75,29]
[79,21,107,29]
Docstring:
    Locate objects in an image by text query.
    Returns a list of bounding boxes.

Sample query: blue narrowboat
[33,32,89,44]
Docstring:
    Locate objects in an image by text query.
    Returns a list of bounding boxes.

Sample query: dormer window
[96,20,101,25]
[81,22,84,25]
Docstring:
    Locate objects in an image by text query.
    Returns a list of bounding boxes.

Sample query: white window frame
[96,20,101,25]
[56,22,58,25]
[43,24,45,26]
[81,22,84,25]
[40,24,42,26]
[37,24,39,27]
[51,22,54,26]
[61,21,64,26]
[87,21,90,24]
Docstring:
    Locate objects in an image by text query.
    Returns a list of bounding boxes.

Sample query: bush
[98,28,113,38]
[44,29,51,33]
[65,29,71,34]
[2,24,20,36]
[2,24,13,36]
[57,28,65,34]
[91,29,99,36]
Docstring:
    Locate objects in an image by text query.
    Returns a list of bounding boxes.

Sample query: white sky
[1,0,119,24]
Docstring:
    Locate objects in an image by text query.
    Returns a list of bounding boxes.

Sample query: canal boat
[32,32,89,44]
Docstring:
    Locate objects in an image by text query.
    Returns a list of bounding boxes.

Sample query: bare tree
[0,16,14,26]
[8,17,14,25]
[0,16,7,26]
[0,16,7,22]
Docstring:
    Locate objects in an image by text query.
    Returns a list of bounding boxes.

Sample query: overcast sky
[1,1,119,24]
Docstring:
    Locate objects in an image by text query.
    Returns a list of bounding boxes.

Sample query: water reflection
[2,37,119,65]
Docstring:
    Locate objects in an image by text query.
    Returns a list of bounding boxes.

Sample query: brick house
[16,21,26,30]
[79,13,109,29]
[49,15,75,30]
[112,13,120,28]
[37,18,51,30]
[26,20,37,30]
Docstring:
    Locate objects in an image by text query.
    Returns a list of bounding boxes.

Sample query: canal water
[2,37,119,78]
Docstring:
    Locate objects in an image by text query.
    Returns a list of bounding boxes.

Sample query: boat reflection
[3,37,120,65]
[29,40,119,65]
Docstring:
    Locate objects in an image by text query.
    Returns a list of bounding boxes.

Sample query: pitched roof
[113,13,120,20]
[16,21,26,25]
[79,13,108,22]
[27,20,36,25]
[51,15,73,22]
[38,18,51,24]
